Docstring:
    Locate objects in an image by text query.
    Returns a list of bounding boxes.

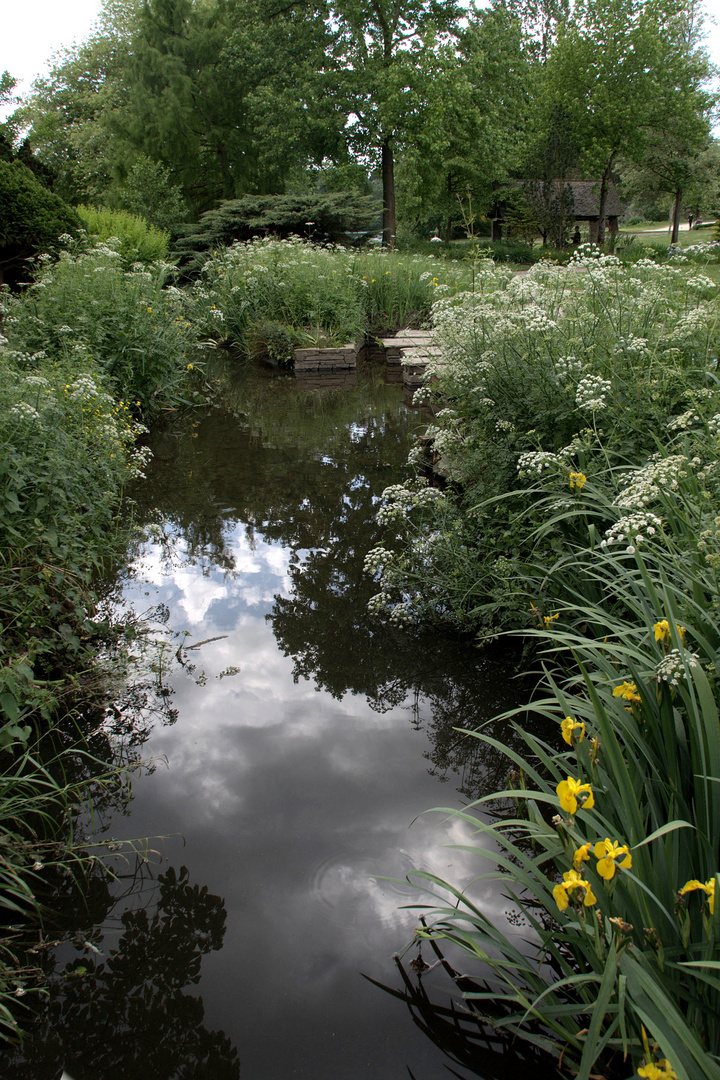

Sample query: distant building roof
[563,180,625,218]
[494,179,626,220]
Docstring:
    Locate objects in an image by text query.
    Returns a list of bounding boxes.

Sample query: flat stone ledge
[293,340,359,372]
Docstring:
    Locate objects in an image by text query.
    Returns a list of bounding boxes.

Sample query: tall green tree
[14,4,140,204]
[330,0,461,247]
[540,0,715,243]
[397,1,535,239]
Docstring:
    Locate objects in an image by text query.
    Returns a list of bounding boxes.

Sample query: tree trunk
[671,188,682,244]
[445,171,453,243]
[381,140,396,249]
[596,153,616,247]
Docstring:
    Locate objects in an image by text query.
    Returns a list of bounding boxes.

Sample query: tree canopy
[4,0,718,245]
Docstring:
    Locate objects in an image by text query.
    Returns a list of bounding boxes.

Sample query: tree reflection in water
[3,863,239,1080]
[4,369,554,1077]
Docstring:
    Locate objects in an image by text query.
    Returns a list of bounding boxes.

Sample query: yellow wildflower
[653,619,686,643]
[573,842,592,870]
[557,777,595,814]
[679,877,716,914]
[569,471,587,491]
[594,838,632,880]
[638,1060,678,1080]
[561,716,585,746]
[552,868,596,912]
[543,612,559,629]
[613,681,642,705]
[187,363,194,370]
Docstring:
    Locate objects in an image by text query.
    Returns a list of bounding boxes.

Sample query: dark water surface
[5,369,535,1080]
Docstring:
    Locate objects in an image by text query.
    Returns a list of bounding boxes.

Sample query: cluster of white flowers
[615,335,650,358]
[127,444,153,480]
[686,275,717,292]
[375,481,444,526]
[667,409,701,431]
[676,241,720,257]
[23,375,49,388]
[600,511,663,550]
[655,648,699,687]
[10,402,41,422]
[387,600,416,626]
[363,546,395,574]
[68,374,99,399]
[517,450,563,476]
[614,455,689,510]
[575,374,612,411]
[495,418,516,432]
[554,355,584,379]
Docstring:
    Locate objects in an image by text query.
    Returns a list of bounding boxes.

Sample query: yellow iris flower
[638,1060,678,1080]
[552,868,596,911]
[679,877,716,914]
[573,842,592,870]
[612,680,642,705]
[557,777,595,814]
[561,717,585,746]
[653,619,685,643]
[594,838,632,880]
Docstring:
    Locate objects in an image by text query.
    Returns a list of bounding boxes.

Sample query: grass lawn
[618,222,717,246]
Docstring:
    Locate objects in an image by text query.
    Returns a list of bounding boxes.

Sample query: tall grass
[406,449,720,1077]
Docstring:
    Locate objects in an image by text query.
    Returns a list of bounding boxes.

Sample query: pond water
[3,366,542,1080]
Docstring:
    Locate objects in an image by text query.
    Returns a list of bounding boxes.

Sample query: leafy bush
[0,160,79,285]
[76,205,171,266]
[112,156,187,232]
[191,238,365,353]
[2,240,197,419]
[174,192,381,272]
[192,239,475,356]
[351,250,472,334]
[366,246,720,633]
[0,334,149,688]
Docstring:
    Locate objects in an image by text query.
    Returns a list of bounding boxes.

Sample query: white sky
[1,0,719,116]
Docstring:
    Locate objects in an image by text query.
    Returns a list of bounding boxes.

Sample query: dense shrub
[0,160,79,285]
[366,245,720,633]
[174,192,381,271]
[2,240,197,419]
[191,239,475,357]
[76,205,171,266]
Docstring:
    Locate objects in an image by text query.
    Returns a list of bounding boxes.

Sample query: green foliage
[76,205,170,266]
[407,429,720,1077]
[112,155,187,230]
[367,247,720,632]
[190,239,474,355]
[192,239,366,353]
[0,160,79,282]
[174,192,381,270]
[3,240,197,419]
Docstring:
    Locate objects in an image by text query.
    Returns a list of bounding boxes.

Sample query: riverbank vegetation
[0,236,208,1031]
[359,245,720,1076]
[1,0,720,1067]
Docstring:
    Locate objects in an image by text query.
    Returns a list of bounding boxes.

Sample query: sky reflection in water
[5,374,535,1080]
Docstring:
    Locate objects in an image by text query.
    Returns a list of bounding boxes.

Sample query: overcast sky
[1,0,719,117]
